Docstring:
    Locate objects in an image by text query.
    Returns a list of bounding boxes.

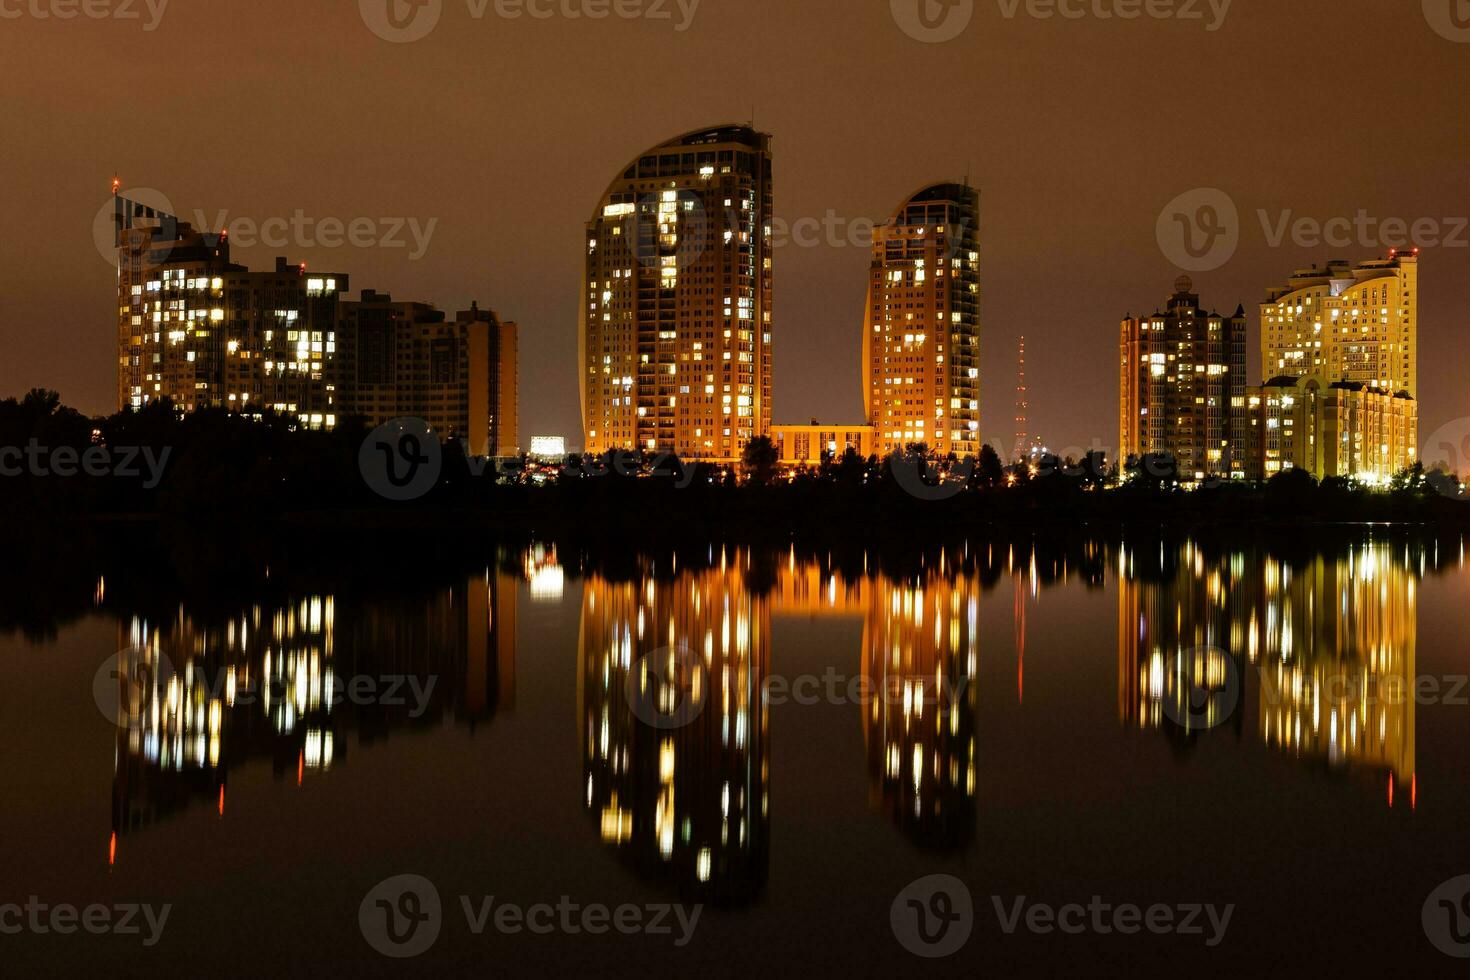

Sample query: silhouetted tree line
[3,391,1467,533]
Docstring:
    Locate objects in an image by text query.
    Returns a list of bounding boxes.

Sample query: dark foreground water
[5,529,1470,975]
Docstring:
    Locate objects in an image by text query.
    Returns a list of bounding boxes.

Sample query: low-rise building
[1245,376,1416,483]
[770,423,878,465]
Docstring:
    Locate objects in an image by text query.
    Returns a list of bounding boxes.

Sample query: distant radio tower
[1014,337,1028,462]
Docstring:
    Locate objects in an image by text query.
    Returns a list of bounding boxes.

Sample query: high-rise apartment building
[580,125,774,461]
[114,191,518,453]
[862,183,981,457]
[336,292,519,457]
[1261,251,1418,398]
[114,194,346,426]
[1251,252,1419,483]
[1119,277,1248,479]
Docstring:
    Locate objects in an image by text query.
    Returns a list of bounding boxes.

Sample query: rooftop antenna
[1014,336,1028,463]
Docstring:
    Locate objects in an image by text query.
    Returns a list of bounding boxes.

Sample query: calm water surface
[6,531,1470,975]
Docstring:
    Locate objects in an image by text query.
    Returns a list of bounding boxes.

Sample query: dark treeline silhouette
[3,391,1468,538]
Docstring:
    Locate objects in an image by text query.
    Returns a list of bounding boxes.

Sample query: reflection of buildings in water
[1117,541,1249,738]
[525,544,565,602]
[579,560,770,903]
[1117,539,1417,783]
[859,575,979,851]
[771,555,980,849]
[1255,545,1416,782]
[109,572,518,855]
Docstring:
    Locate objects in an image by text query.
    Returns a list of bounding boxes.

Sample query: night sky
[5,0,1468,456]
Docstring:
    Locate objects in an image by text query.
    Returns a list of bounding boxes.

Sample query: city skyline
[7,1,1469,457]
[102,173,1434,474]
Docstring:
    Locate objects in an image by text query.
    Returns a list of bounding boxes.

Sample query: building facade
[1119,277,1249,480]
[1246,376,1416,483]
[770,423,878,465]
[580,125,774,462]
[114,195,346,425]
[1251,252,1419,482]
[862,183,981,458]
[1261,252,1418,398]
[335,292,519,457]
[114,192,518,453]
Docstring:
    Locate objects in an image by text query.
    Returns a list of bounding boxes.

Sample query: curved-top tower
[580,125,774,461]
[862,182,981,458]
